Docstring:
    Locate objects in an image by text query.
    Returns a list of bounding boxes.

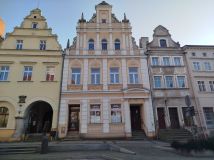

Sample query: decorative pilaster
[144,98,155,135]
[103,59,108,90]
[83,59,88,91]
[80,99,88,133]
[76,32,80,55]
[62,58,69,91]
[103,97,109,133]
[124,100,131,136]
[122,33,126,55]
[140,58,150,89]
[109,32,113,55]
[83,33,87,55]
[95,32,100,55]
[129,34,134,55]
[122,59,128,88]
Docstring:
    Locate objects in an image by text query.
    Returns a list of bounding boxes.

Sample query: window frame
[153,75,162,88]
[203,107,214,129]
[165,75,174,88]
[91,68,100,85]
[204,62,212,71]
[197,81,206,92]
[90,104,101,123]
[114,39,120,50]
[0,107,9,128]
[209,81,214,92]
[128,67,139,84]
[23,66,33,81]
[159,39,167,48]
[16,40,23,50]
[176,75,186,88]
[40,40,46,50]
[46,66,55,81]
[0,66,9,81]
[110,67,119,84]
[151,56,159,66]
[101,39,107,51]
[193,62,201,71]
[173,56,183,66]
[111,104,122,123]
[162,56,171,66]
[32,22,38,29]
[71,68,81,85]
[88,39,95,50]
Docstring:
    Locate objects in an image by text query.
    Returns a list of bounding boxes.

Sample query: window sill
[17,81,34,82]
[153,87,189,90]
[0,81,10,82]
[40,81,58,82]
[152,65,185,67]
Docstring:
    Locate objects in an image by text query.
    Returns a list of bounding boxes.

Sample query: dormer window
[32,22,38,29]
[160,39,167,48]
[102,19,106,23]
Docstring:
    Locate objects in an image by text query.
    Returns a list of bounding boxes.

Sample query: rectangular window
[198,81,206,91]
[111,104,122,123]
[23,66,33,81]
[174,57,182,66]
[0,66,9,81]
[16,40,23,50]
[71,68,81,84]
[46,66,55,81]
[177,76,186,88]
[154,76,162,88]
[129,67,138,84]
[165,76,174,88]
[91,68,100,84]
[32,22,38,29]
[90,105,101,123]
[209,81,214,92]
[193,62,200,71]
[110,67,119,84]
[40,40,46,50]
[203,107,214,129]
[163,57,170,66]
[204,62,212,71]
[151,57,159,66]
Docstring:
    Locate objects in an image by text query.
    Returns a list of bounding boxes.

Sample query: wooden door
[169,108,180,129]
[130,106,141,130]
[157,108,166,129]
[68,107,79,131]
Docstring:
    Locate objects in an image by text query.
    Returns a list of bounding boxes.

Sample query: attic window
[34,16,37,19]
[32,22,38,29]
[159,39,167,48]
[102,19,106,23]
[202,52,207,57]
[192,52,196,56]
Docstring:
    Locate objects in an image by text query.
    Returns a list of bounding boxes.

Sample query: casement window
[71,68,81,84]
[46,66,55,81]
[204,62,212,71]
[128,67,138,84]
[90,105,101,123]
[110,67,119,84]
[177,76,186,88]
[40,40,46,50]
[193,62,200,71]
[23,66,33,81]
[0,66,9,81]
[151,57,159,66]
[153,76,162,88]
[159,39,167,48]
[0,107,9,128]
[111,104,122,123]
[114,39,120,50]
[163,57,170,66]
[197,81,206,91]
[91,68,100,84]
[203,107,214,129]
[101,39,107,50]
[174,57,182,66]
[165,76,174,88]
[88,39,94,50]
[32,22,38,29]
[209,81,214,92]
[16,40,23,50]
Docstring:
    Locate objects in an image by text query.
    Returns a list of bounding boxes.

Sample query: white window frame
[71,68,81,84]
[32,22,38,29]
[46,66,55,81]
[173,56,183,66]
[16,40,23,50]
[162,56,171,66]
[193,62,201,71]
[90,104,101,123]
[153,75,162,88]
[40,40,46,50]
[209,81,214,92]
[91,68,100,85]
[164,75,174,88]
[111,104,122,123]
[128,67,139,84]
[197,81,206,92]
[159,38,168,48]
[23,66,33,81]
[176,75,186,88]
[0,66,9,81]
[151,56,159,66]
[110,67,119,84]
[204,62,212,71]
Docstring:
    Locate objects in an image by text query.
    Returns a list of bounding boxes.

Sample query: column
[58,99,68,138]
[103,97,109,133]
[95,32,100,55]
[76,32,80,55]
[80,99,88,133]
[122,59,128,88]
[83,59,88,91]
[129,34,134,55]
[122,32,126,55]
[103,59,108,90]
[124,100,131,137]
[140,58,150,89]
[83,33,87,55]
[62,58,69,91]
[144,98,155,136]
[109,32,113,55]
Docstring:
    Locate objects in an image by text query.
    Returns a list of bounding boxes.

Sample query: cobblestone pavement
[1,140,213,160]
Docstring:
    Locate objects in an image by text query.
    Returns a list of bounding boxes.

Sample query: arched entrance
[25,101,53,134]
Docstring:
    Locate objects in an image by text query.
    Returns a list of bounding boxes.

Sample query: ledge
[153,87,189,90]
[17,81,34,82]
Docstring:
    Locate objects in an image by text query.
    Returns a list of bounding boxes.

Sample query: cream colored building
[59,1,155,139]
[0,8,62,141]
[184,45,214,137]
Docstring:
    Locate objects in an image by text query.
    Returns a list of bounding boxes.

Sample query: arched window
[160,39,167,48]
[101,39,107,50]
[0,107,9,128]
[114,39,120,50]
[88,39,94,50]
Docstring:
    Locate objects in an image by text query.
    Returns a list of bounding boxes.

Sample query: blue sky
[0,0,214,48]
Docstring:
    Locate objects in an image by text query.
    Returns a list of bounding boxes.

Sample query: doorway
[157,108,166,129]
[68,105,80,131]
[169,108,180,129]
[130,105,141,131]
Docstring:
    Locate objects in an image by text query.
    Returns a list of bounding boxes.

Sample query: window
[151,57,159,66]
[174,57,182,66]
[88,39,94,50]
[159,39,167,48]
[154,76,162,88]
[23,66,33,81]
[32,22,38,29]
[111,104,122,123]
[102,19,106,23]
[198,81,206,91]
[163,57,170,66]
[203,107,214,129]
[193,62,200,71]
[16,40,23,50]
[101,39,107,50]
[40,40,46,50]
[165,76,174,88]
[114,39,120,50]
[0,66,9,81]
[71,68,81,84]
[209,81,214,92]
[90,105,101,123]
[46,66,55,81]
[110,67,119,84]
[204,62,212,71]
[129,67,138,84]
[192,52,196,56]
[177,76,186,88]
[91,68,100,84]
[0,107,9,128]
[202,52,207,57]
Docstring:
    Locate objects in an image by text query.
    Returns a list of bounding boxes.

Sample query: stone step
[0,146,38,155]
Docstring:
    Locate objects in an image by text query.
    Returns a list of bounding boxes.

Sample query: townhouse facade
[0,8,62,141]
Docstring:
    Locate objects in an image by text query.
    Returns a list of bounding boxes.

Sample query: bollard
[40,135,48,154]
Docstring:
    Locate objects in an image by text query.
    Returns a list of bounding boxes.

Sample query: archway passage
[26,101,53,134]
